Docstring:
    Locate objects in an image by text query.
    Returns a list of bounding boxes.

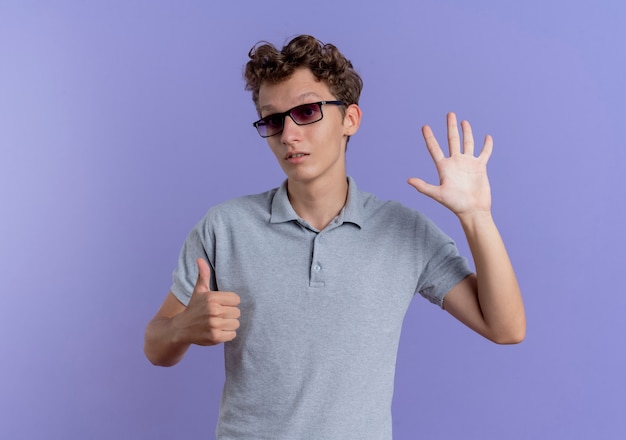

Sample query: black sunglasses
[252,101,345,138]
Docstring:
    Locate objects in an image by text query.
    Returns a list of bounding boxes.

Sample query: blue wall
[1,1,625,438]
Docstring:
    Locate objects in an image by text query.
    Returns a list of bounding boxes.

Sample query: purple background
[1,1,625,438]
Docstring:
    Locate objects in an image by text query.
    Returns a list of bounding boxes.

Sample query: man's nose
[280,115,302,142]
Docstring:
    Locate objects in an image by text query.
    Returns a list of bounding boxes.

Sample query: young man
[144,35,525,439]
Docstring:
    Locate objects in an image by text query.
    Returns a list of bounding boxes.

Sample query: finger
[195,258,212,292]
[217,318,240,331]
[447,112,461,156]
[219,330,237,342]
[461,120,474,156]
[211,291,241,307]
[204,328,237,345]
[479,134,494,163]
[218,306,241,320]
[421,125,445,162]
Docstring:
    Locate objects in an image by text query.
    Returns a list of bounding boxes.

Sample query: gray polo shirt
[171,176,472,440]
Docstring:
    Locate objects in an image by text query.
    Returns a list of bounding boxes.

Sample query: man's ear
[343,104,362,136]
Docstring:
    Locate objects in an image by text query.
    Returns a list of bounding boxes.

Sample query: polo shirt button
[313,265,321,271]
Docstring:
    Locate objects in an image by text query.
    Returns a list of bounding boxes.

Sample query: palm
[408,113,493,217]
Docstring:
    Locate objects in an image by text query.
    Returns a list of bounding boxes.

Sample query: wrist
[170,312,191,346]
[457,209,494,231]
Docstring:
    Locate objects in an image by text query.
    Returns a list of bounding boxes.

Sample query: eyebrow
[259,92,324,114]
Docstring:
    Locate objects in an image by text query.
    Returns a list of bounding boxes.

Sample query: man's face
[257,68,360,186]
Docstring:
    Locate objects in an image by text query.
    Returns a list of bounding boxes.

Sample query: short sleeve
[170,213,217,306]
[416,241,473,308]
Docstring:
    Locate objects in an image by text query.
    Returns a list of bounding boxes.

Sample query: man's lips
[285,152,309,160]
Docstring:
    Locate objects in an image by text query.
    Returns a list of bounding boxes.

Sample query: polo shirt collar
[270,176,365,229]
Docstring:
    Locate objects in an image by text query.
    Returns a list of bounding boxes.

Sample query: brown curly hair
[244,35,363,112]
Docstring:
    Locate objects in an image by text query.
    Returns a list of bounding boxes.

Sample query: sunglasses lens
[256,115,284,137]
[291,103,322,124]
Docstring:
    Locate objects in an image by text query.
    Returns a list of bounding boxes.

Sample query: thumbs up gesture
[174,258,241,346]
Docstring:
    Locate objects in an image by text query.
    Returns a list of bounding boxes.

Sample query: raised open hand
[408,112,493,218]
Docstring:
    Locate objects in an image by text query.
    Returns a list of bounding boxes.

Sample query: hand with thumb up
[173,258,241,346]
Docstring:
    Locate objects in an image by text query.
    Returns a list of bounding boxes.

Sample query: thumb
[194,258,212,292]
[407,177,438,198]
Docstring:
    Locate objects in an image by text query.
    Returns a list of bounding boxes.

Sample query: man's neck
[287,174,349,231]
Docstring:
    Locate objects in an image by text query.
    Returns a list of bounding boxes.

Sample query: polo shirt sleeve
[170,210,217,306]
[413,216,473,308]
